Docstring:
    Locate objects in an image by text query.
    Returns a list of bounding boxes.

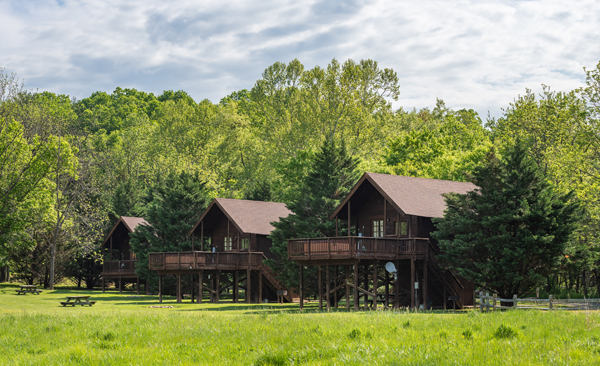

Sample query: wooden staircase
[260,258,296,303]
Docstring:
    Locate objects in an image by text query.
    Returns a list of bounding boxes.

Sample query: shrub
[494,324,518,339]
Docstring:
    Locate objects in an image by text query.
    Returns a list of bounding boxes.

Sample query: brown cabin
[100,216,149,294]
[288,172,477,311]
[148,198,295,303]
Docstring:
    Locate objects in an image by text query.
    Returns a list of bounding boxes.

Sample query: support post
[299,265,304,310]
[102,278,105,293]
[215,271,220,303]
[346,265,350,311]
[385,269,389,308]
[423,259,428,310]
[373,262,378,309]
[177,275,182,303]
[258,268,263,303]
[246,268,251,303]
[146,280,149,295]
[410,258,415,309]
[119,278,122,293]
[234,270,239,303]
[353,264,359,311]
[318,266,323,310]
[334,266,339,308]
[191,275,195,303]
[159,274,162,303]
[198,271,203,303]
[394,260,400,310]
[136,277,140,295]
[364,265,369,310]
[326,265,331,312]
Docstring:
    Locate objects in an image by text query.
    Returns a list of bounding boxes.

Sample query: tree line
[0,58,598,297]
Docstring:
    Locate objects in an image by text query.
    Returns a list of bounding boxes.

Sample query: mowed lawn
[1,285,600,365]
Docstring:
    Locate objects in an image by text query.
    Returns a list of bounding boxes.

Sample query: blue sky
[1,0,599,118]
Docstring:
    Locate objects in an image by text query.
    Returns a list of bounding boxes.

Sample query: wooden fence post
[485,292,489,312]
[493,293,497,312]
[479,291,483,312]
[513,294,517,309]
[549,294,553,310]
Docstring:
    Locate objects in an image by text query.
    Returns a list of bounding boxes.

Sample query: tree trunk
[582,270,588,298]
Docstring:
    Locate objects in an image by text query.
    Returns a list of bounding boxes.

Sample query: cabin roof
[102,216,150,246]
[330,172,477,220]
[190,198,292,236]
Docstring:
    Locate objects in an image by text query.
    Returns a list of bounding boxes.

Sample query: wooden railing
[287,237,431,260]
[148,251,265,271]
[102,260,137,275]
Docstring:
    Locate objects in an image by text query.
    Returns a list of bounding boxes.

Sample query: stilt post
[299,265,304,310]
[326,265,331,312]
[159,274,162,303]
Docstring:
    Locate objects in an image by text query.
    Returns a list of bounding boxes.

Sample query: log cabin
[101,216,149,294]
[148,198,295,303]
[287,172,477,311]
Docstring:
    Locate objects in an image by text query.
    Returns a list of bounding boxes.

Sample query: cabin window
[373,220,384,237]
[396,221,408,236]
[224,237,232,251]
[241,238,249,250]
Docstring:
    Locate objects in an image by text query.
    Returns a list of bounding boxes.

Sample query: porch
[287,236,433,262]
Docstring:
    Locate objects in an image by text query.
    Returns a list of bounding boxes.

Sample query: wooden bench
[15,285,42,295]
[60,296,95,307]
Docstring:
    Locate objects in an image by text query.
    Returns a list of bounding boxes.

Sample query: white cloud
[0,0,599,117]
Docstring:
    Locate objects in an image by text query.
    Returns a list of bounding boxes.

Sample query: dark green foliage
[65,249,103,289]
[129,171,209,282]
[267,139,360,292]
[493,324,518,339]
[434,141,581,299]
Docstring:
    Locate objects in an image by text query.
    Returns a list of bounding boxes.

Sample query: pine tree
[434,142,581,300]
[267,139,360,291]
[129,171,208,283]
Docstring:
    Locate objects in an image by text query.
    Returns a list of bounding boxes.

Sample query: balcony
[287,236,432,261]
[102,260,137,277]
[148,251,266,272]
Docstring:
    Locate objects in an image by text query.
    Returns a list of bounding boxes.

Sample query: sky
[1,0,599,118]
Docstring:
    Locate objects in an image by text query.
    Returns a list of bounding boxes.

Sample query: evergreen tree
[129,171,208,284]
[268,139,360,292]
[433,141,581,300]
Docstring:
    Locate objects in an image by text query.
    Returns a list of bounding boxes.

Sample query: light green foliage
[1,286,600,365]
[384,102,491,182]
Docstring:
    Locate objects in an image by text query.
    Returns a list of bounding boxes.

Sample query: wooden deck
[102,260,137,277]
[149,251,266,273]
[287,236,432,263]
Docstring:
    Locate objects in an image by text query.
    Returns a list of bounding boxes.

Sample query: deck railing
[148,251,266,271]
[102,260,137,275]
[287,236,431,260]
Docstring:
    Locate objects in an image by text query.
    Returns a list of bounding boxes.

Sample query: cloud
[0,0,599,117]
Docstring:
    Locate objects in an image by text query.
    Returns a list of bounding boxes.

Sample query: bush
[493,324,518,339]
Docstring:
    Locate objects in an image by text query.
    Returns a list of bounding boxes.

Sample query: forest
[0,58,599,297]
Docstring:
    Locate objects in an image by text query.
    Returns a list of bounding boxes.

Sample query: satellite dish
[385,262,396,273]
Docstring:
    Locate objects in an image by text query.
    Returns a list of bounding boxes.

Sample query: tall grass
[1,285,600,365]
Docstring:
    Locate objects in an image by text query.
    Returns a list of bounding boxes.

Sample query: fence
[475,291,600,311]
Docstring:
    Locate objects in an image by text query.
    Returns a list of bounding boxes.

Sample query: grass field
[1,284,600,365]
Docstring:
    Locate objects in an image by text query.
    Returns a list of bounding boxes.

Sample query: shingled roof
[103,216,150,245]
[330,172,477,219]
[190,198,292,236]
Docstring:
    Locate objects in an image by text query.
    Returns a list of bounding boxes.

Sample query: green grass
[1,284,600,365]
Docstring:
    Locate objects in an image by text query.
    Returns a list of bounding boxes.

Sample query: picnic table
[60,296,96,307]
[15,285,42,295]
